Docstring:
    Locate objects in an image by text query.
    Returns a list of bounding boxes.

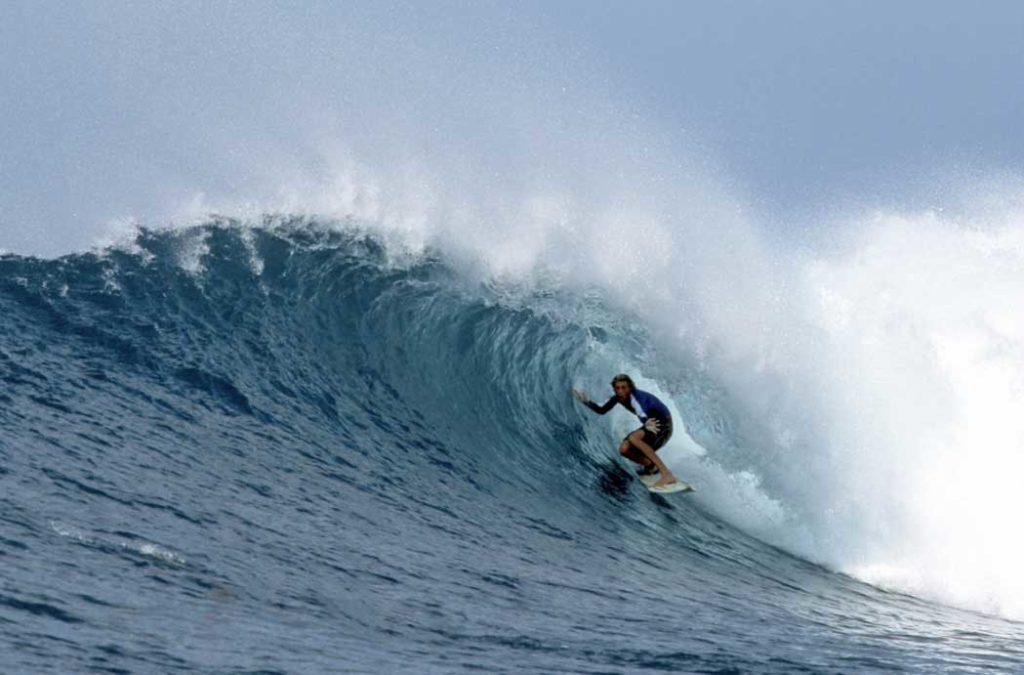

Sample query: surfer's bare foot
[652,475,678,488]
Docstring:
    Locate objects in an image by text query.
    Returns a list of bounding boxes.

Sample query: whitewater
[1,211,1023,672]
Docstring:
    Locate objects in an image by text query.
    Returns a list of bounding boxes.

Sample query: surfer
[572,374,683,492]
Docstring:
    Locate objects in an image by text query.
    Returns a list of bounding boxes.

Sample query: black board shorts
[625,417,673,451]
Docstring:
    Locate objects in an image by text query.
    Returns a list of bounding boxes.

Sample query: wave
[2,220,1024,671]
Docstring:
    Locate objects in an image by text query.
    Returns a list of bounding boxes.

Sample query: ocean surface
[2,221,1023,673]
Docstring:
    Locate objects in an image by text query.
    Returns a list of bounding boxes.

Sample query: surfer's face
[613,381,631,400]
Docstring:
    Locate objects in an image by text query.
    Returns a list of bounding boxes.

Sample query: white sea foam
[649,198,1024,620]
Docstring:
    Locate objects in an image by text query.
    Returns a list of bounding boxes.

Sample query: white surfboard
[640,474,695,493]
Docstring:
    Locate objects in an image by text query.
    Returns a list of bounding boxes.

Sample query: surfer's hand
[644,418,661,434]
[572,387,589,403]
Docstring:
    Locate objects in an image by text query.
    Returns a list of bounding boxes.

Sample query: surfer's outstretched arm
[585,397,617,414]
[573,388,616,414]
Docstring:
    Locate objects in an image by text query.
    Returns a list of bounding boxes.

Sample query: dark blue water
[1,222,1022,673]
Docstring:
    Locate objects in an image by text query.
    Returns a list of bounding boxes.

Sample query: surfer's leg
[627,430,677,485]
[619,439,649,466]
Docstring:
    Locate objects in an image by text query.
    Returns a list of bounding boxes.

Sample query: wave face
[1,222,1023,673]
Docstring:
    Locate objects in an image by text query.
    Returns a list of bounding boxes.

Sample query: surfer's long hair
[611,374,635,392]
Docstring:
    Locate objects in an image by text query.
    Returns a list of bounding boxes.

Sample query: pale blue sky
[2,1,1023,254]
